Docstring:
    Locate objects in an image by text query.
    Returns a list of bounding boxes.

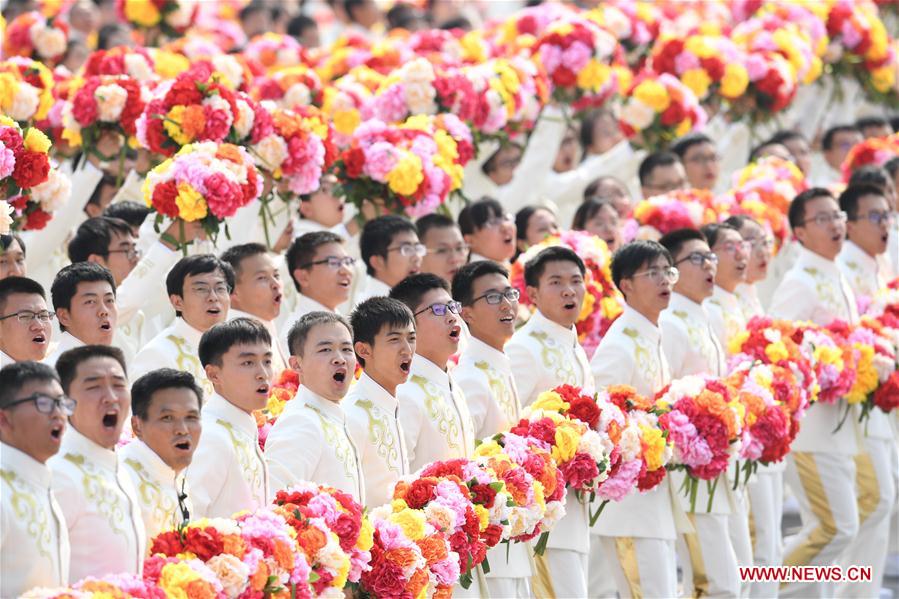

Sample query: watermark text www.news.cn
[740,566,872,583]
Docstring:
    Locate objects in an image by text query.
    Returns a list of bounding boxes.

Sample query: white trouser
[587,536,619,598]
[836,437,897,598]
[485,576,531,598]
[678,513,740,598]
[600,536,677,599]
[747,470,784,598]
[729,487,754,597]
[538,549,588,599]
[781,452,859,598]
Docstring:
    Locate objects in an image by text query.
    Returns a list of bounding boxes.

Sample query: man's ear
[354,341,371,363]
[525,285,538,303]
[204,363,221,386]
[618,278,633,300]
[87,254,107,267]
[131,415,143,440]
[56,307,72,330]
[369,254,386,276]
[793,226,807,246]
[293,268,309,292]
[298,200,312,219]
[170,294,185,313]
[288,354,301,373]
[460,305,475,325]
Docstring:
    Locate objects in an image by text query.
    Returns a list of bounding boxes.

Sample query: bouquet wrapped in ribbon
[141,141,262,252]
[2,11,68,65]
[510,230,622,356]
[334,114,473,218]
[0,116,70,232]
[655,376,743,512]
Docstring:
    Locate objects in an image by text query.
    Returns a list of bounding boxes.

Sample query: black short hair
[515,206,539,243]
[452,260,509,306]
[0,276,45,314]
[839,184,887,221]
[578,108,615,152]
[68,216,133,263]
[583,176,626,202]
[1,233,25,256]
[700,223,740,248]
[239,0,267,22]
[572,198,616,230]
[670,133,713,158]
[659,228,706,260]
[131,368,203,420]
[286,231,345,292]
[51,263,116,327]
[55,345,127,394]
[287,311,352,357]
[96,23,129,50]
[611,240,672,291]
[438,15,471,31]
[349,297,414,366]
[788,188,835,230]
[386,2,422,30]
[0,361,60,409]
[198,317,272,367]
[822,124,861,151]
[723,214,760,232]
[416,213,456,242]
[847,165,891,191]
[220,243,270,279]
[638,151,680,186]
[389,273,448,314]
[458,197,505,235]
[360,215,416,276]
[768,130,806,147]
[103,201,151,229]
[885,157,899,179]
[524,246,586,288]
[166,255,235,317]
[748,140,785,163]
[287,14,317,39]
[482,142,521,176]
[856,115,892,133]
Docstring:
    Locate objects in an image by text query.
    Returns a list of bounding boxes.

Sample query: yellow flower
[175,183,208,222]
[681,68,712,100]
[159,561,204,599]
[728,330,750,355]
[124,0,161,27]
[163,106,193,146]
[614,65,633,95]
[764,341,789,364]
[674,118,692,138]
[461,31,487,63]
[578,291,595,322]
[474,504,490,530]
[386,153,424,196]
[356,516,374,551]
[335,554,351,589]
[720,63,749,99]
[532,391,569,414]
[474,440,504,458]
[846,344,878,404]
[814,345,843,369]
[632,80,670,113]
[152,50,190,79]
[871,66,895,93]
[577,60,611,92]
[639,424,666,471]
[552,425,580,464]
[333,108,361,136]
[23,127,51,153]
[684,36,715,59]
[62,127,82,148]
[390,507,426,540]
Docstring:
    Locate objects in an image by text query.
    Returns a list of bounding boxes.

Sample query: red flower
[150,530,185,556]
[559,452,599,489]
[12,151,50,189]
[151,180,180,218]
[568,397,601,429]
[204,172,244,218]
[405,477,438,509]
[0,126,24,154]
[201,106,231,141]
[873,372,899,413]
[636,462,666,492]
[470,483,497,509]
[182,526,224,561]
[165,77,203,108]
[482,523,503,548]
[24,208,52,230]
[343,147,366,179]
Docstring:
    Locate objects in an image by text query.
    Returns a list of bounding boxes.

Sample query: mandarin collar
[528,309,578,345]
[121,439,181,481]
[465,336,510,368]
[203,392,259,439]
[795,245,842,275]
[171,317,205,345]
[60,425,117,471]
[296,294,333,315]
[840,240,879,274]
[353,372,399,411]
[619,305,662,343]
[410,354,451,388]
[1,441,53,487]
[297,385,346,424]
[667,292,709,320]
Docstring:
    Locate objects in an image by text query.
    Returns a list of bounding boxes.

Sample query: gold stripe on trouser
[783,453,838,572]
[683,514,710,598]
[748,501,757,554]
[614,537,643,599]
[531,553,556,599]
[854,452,880,525]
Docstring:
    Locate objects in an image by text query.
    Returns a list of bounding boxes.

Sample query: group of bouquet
[510,230,623,357]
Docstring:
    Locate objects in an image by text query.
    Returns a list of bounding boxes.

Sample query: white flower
[95,83,128,121]
[124,53,154,82]
[30,168,71,212]
[206,553,249,597]
[620,98,655,130]
[8,83,40,122]
[276,47,298,68]
[30,24,67,59]
[167,0,195,29]
[618,423,643,462]
[212,55,244,89]
[233,99,254,139]
[0,200,13,235]
[283,82,312,108]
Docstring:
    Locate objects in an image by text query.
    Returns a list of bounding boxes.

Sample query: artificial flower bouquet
[2,11,68,64]
[840,133,899,182]
[0,57,55,125]
[116,0,198,42]
[620,71,707,151]
[632,189,718,236]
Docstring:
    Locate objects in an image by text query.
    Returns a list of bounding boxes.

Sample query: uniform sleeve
[263,412,323,499]
[116,242,179,326]
[49,467,84,533]
[590,340,635,391]
[185,430,231,518]
[704,302,727,352]
[397,388,423,467]
[129,342,172,384]
[499,108,567,215]
[505,339,539,408]
[659,320,687,380]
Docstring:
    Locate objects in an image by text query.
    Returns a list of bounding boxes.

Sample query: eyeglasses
[471,288,520,306]
[646,180,686,195]
[684,153,720,165]
[0,310,56,324]
[107,246,141,260]
[2,393,76,416]
[850,210,895,226]
[428,244,470,258]
[190,283,230,297]
[631,266,680,285]
[675,252,719,267]
[743,236,775,250]
[300,256,357,269]
[801,211,847,227]
[714,240,752,255]
[485,213,514,229]
[415,301,462,317]
[387,243,427,258]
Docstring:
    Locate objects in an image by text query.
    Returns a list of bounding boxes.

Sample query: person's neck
[72,424,115,451]
[471,330,507,353]
[181,316,208,333]
[214,388,253,414]
[630,302,660,326]
[307,386,341,403]
[716,280,739,294]
[802,243,837,262]
[675,290,706,305]
[307,292,338,312]
[0,437,47,464]
[418,349,449,372]
[365,367,398,396]
[849,238,878,259]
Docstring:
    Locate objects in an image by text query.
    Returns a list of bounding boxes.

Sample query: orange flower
[297,524,328,556]
[417,535,449,564]
[249,561,270,591]
[409,568,430,596]
[385,547,419,569]
[259,48,277,68]
[185,579,216,599]
[273,539,295,569]
[273,111,302,138]
[434,585,453,599]
[215,143,242,164]
[222,534,246,558]
[180,104,206,141]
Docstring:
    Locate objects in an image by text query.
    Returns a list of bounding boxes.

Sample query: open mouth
[333,369,347,383]
[399,359,411,373]
[563,301,577,310]
[449,327,461,340]
[274,294,282,304]
[32,333,46,344]
[102,410,118,429]
[207,307,222,316]
[50,424,63,440]
[705,275,714,284]
[831,234,842,242]
[173,439,192,452]
[256,384,270,395]
[499,314,514,324]
[503,236,514,245]
[338,278,352,288]
[99,322,111,331]
[660,289,671,298]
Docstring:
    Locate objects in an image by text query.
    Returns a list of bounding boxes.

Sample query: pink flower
[745,54,768,81]
[674,52,700,74]
[0,146,15,179]
[362,141,399,182]
[539,44,563,74]
[561,41,592,72]
[596,458,641,501]
[203,172,244,218]
[202,106,231,141]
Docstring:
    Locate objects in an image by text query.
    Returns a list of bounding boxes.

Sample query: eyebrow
[83,374,127,383]
[237,351,273,358]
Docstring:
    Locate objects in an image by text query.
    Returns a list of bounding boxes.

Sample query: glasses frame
[470,288,521,306]
[630,266,680,285]
[387,243,427,258]
[675,252,719,267]
[107,246,142,261]
[299,256,357,269]
[849,211,895,227]
[0,310,56,324]
[2,392,76,415]
[414,301,462,317]
[801,211,848,227]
